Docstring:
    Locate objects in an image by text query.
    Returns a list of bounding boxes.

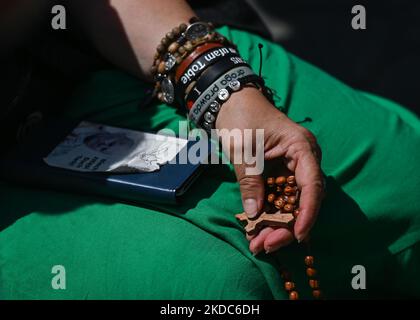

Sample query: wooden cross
[235,211,295,236]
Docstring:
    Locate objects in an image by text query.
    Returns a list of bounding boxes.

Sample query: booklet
[0,118,208,204]
[44,121,188,173]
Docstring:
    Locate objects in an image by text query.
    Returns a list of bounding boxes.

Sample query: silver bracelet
[188,66,255,124]
[200,74,265,132]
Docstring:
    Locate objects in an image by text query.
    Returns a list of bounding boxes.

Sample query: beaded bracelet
[154,33,227,104]
[149,17,274,124]
[151,18,236,104]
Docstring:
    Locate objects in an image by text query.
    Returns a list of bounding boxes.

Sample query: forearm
[67,0,195,79]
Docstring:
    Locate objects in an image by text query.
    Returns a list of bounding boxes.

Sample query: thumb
[234,164,265,219]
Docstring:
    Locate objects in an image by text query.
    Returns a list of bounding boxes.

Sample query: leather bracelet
[176,49,240,104]
[177,47,238,87]
[155,36,235,104]
[188,66,255,123]
[175,42,223,81]
[185,56,249,108]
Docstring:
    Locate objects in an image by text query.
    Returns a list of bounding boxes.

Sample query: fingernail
[265,247,271,254]
[296,231,309,243]
[243,199,258,218]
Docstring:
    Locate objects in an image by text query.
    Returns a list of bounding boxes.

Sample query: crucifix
[235,211,295,236]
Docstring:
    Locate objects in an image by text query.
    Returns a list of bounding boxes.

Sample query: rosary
[236,175,323,300]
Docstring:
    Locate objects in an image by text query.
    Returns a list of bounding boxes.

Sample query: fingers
[234,163,265,219]
[264,228,295,253]
[249,227,295,255]
[293,152,324,242]
[249,227,274,255]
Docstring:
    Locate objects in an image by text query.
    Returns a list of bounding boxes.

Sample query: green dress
[1,27,419,299]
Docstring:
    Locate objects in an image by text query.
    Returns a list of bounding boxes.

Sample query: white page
[44,121,188,173]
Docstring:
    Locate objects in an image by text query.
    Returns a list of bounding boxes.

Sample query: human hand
[215,87,324,255]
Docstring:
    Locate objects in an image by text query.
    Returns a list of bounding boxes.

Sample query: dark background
[199,0,420,115]
[250,0,420,115]
[2,0,419,150]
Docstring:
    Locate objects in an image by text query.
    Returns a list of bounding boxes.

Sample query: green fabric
[1,26,420,299]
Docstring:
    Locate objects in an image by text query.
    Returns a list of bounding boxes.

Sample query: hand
[215,87,324,255]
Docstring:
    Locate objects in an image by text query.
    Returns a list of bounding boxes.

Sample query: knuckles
[238,175,262,191]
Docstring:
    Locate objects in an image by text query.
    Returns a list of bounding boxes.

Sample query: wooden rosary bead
[266,177,275,187]
[267,193,275,203]
[275,176,286,186]
[283,204,294,212]
[289,291,299,300]
[309,279,319,289]
[287,175,296,186]
[274,198,285,209]
[283,186,294,195]
[168,42,180,54]
[237,171,324,299]
[312,290,322,299]
[287,196,297,205]
[304,256,314,267]
[150,65,157,75]
[306,267,317,277]
[284,281,295,291]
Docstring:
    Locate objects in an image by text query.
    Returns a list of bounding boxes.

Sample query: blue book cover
[0,118,210,205]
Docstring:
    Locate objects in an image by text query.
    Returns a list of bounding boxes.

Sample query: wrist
[215,86,284,131]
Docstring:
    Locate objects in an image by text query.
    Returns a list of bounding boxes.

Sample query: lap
[1,27,419,299]
[0,184,272,299]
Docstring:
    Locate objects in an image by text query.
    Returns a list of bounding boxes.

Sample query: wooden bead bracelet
[150,17,236,105]
[236,175,324,300]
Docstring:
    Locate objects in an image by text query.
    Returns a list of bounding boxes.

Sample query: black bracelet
[184,56,250,107]
[175,47,240,100]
